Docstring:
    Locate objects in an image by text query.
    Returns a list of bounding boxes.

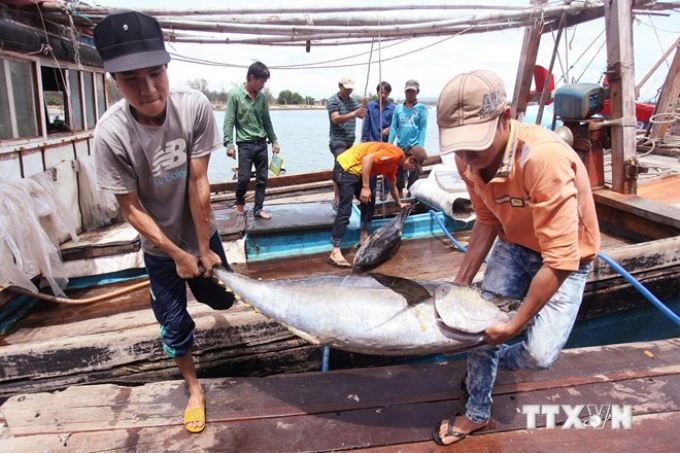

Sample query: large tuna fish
[211,266,520,356]
[352,206,411,274]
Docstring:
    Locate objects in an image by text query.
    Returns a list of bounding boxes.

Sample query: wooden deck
[1,338,678,452]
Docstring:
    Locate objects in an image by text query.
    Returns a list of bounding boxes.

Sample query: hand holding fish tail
[173,250,203,279]
[197,250,222,278]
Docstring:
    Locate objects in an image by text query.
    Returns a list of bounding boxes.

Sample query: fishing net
[0,175,73,296]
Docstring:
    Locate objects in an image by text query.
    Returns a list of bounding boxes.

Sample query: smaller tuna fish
[353,205,412,273]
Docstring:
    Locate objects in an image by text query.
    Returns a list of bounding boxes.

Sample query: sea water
[208,108,440,183]
[209,105,558,184]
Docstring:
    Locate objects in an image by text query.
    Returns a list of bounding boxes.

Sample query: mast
[604,0,638,194]
[511,0,546,121]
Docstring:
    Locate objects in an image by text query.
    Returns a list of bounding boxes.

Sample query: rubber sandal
[432,413,486,446]
[183,405,206,434]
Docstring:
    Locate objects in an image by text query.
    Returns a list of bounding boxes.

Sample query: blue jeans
[330,162,375,246]
[465,239,590,423]
[145,232,234,358]
[236,140,269,216]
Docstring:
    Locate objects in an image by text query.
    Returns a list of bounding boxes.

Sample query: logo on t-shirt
[151,138,187,177]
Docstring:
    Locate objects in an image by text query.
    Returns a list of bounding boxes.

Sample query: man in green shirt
[223,61,280,219]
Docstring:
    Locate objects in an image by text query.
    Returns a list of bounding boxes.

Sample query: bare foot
[327,252,351,268]
[434,414,488,446]
[256,211,272,219]
[235,204,244,215]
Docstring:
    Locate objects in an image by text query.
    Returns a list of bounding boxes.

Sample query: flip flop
[327,257,352,268]
[432,413,483,446]
[184,405,206,434]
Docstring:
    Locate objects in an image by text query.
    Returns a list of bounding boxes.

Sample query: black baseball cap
[93,10,171,73]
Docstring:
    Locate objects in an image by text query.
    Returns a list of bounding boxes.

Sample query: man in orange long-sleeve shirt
[432,70,601,446]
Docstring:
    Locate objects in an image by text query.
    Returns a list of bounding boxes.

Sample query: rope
[4,280,150,305]
[376,17,387,208]
[362,38,374,99]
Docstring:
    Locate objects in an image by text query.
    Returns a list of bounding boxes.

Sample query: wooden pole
[536,13,566,125]
[604,0,638,194]
[512,0,546,120]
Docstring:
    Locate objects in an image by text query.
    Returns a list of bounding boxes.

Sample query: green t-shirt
[222,84,278,151]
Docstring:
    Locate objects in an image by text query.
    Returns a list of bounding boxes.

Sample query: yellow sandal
[183,405,206,434]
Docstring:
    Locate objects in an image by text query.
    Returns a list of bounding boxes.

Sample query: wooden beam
[512,0,546,120]
[604,0,639,194]
[209,170,332,194]
[594,188,680,240]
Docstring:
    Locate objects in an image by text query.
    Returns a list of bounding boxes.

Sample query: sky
[91,1,679,103]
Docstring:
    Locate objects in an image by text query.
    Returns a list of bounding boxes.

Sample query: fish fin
[368,272,431,306]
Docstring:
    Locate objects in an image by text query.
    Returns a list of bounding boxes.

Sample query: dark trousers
[396,167,420,192]
[145,232,234,358]
[236,140,269,215]
[330,162,376,247]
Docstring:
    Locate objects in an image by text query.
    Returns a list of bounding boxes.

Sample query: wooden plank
[213,205,245,239]
[0,305,294,382]
[60,222,140,261]
[637,174,680,207]
[1,367,679,452]
[588,235,680,281]
[594,188,680,239]
[2,340,677,436]
[351,412,680,453]
[210,170,333,194]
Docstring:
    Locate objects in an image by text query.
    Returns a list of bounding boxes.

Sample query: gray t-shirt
[94,87,221,257]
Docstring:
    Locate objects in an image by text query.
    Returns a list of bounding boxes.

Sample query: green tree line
[105,76,387,107]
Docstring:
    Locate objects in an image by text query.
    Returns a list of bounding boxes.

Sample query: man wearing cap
[388,79,428,196]
[433,70,600,446]
[327,77,367,208]
[92,11,236,434]
[223,61,280,220]
[328,142,425,268]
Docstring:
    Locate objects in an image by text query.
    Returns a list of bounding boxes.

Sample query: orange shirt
[337,142,404,181]
[456,120,600,271]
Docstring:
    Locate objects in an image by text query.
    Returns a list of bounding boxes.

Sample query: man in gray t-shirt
[327,76,366,207]
[93,11,234,435]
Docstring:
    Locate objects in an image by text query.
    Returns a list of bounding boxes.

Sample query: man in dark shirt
[327,76,367,208]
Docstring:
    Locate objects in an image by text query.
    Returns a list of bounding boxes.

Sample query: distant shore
[212,104,325,111]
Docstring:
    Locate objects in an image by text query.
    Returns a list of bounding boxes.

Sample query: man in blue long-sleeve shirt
[362,81,396,143]
[388,79,428,196]
[362,81,396,200]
